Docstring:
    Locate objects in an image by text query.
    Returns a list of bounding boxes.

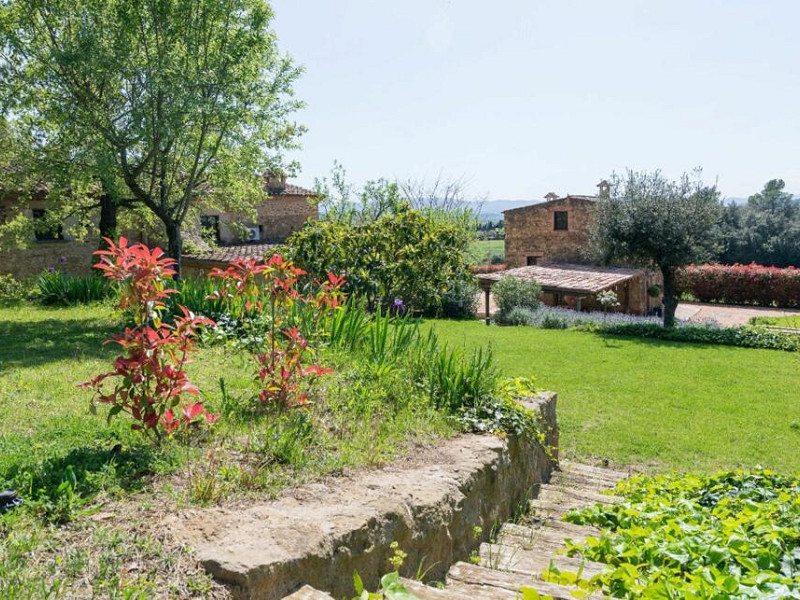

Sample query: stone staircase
[282,461,628,600]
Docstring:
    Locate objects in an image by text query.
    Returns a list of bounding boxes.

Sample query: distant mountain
[468,199,538,221]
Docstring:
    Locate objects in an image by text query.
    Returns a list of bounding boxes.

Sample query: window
[200,215,221,243]
[32,209,63,241]
[553,211,568,231]
[526,256,539,266]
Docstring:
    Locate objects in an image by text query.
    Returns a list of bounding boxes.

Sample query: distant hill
[468,199,538,222]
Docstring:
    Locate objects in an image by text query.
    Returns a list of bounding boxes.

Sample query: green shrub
[496,306,537,326]
[437,277,478,319]
[36,271,113,305]
[289,207,472,313]
[596,322,800,352]
[492,275,542,316]
[0,273,29,301]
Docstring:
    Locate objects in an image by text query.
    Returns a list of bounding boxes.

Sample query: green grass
[428,320,800,473]
[0,302,457,596]
[750,314,800,328]
[468,239,504,264]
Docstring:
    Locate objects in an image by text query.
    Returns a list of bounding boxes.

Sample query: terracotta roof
[184,243,280,265]
[477,262,644,295]
[503,195,597,214]
[270,183,316,197]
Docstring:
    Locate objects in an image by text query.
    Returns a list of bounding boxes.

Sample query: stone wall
[171,393,559,600]
[504,197,596,268]
[205,195,318,244]
[0,239,97,279]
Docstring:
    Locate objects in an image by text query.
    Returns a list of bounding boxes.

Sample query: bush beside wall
[676,263,800,308]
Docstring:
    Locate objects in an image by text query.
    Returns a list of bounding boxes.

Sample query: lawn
[751,314,800,329]
[468,239,504,265]
[428,320,800,473]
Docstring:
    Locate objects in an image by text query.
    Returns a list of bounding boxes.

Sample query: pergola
[476,262,646,323]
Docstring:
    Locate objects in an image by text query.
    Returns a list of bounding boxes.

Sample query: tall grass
[36,272,114,305]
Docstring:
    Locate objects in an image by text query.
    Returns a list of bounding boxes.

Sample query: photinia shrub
[80,237,218,441]
[676,263,800,308]
[209,254,344,410]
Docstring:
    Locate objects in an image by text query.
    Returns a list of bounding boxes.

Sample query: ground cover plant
[428,320,800,473]
[561,470,800,599]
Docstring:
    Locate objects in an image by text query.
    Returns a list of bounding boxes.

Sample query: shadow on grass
[2,441,165,518]
[0,316,118,369]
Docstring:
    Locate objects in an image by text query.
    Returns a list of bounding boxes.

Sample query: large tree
[591,170,722,327]
[719,179,800,268]
[0,0,303,275]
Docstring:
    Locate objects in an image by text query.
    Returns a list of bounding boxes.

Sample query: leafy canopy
[0,0,303,267]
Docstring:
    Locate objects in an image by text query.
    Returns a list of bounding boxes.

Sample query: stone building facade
[504,194,597,268]
[0,176,317,280]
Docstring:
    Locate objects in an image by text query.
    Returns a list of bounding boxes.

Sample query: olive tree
[0,0,303,275]
[591,170,722,327]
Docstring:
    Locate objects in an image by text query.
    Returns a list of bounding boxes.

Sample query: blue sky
[272,1,799,201]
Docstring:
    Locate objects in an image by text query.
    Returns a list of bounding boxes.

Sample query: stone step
[447,562,605,600]
[547,469,622,491]
[281,585,336,600]
[479,542,608,580]
[539,484,624,505]
[529,496,602,520]
[558,461,628,482]
[497,521,601,550]
[399,578,474,600]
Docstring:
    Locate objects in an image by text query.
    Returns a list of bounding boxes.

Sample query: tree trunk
[661,265,678,328]
[165,220,182,280]
[98,193,118,247]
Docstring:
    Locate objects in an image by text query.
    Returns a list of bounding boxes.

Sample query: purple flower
[393,297,405,310]
[58,256,67,265]
[48,266,56,273]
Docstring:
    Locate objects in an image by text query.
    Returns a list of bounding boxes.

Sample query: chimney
[544,192,559,202]
[266,170,287,195]
[597,179,610,198]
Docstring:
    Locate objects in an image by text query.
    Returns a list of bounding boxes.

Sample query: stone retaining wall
[172,393,558,600]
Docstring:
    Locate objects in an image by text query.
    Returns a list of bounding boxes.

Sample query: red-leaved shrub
[80,237,218,440]
[675,263,800,308]
[209,254,343,409]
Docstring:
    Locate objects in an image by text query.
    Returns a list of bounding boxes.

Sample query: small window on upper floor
[32,209,64,241]
[553,211,568,231]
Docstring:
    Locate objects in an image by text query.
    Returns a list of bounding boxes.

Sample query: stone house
[503,181,609,268]
[494,180,661,315]
[0,176,317,280]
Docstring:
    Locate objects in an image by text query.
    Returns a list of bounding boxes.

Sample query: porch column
[484,287,491,325]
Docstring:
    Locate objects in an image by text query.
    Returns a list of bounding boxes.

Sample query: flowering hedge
[675,263,800,308]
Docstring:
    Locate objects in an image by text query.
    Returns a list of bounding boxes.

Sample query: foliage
[352,570,417,600]
[290,206,472,313]
[676,262,800,308]
[750,315,800,329]
[563,470,800,599]
[0,0,303,273]
[208,255,343,409]
[437,277,479,319]
[591,169,722,327]
[35,271,113,306]
[719,179,800,268]
[494,306,662,329]
[599,322,800,352]
[80,238,217,441]
[0,273,29,301]
[492,275,542,319]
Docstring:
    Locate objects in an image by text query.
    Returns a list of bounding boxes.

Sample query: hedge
[597,322,800,352]
[675,263,800,308]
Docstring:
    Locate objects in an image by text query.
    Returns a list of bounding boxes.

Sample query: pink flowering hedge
[675,263,800,308]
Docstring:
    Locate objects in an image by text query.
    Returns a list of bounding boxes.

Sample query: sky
[271,0,800,201]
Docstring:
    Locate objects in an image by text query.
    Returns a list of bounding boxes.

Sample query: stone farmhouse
[0,175,318,280]
[478,180,662,316]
